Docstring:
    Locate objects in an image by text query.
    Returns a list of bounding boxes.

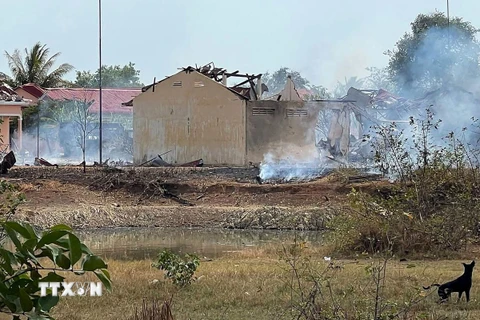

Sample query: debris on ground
[178,158,203,167]
[141,154,203,168]
[0,151,16,174]
[34,157,58,167]
[346,173,383,183]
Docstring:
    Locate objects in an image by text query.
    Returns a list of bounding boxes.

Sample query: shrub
[329,109,480,256]
[152,250,199,288]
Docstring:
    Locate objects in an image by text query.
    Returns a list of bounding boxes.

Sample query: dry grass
[11,246,472,320]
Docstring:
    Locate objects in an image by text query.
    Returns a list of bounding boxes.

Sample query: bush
[152,250,199,288]
[329,109,480,256]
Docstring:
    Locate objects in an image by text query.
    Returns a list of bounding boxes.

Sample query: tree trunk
[83,134,86,173]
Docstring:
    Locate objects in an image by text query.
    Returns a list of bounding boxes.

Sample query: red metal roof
[17,83,45,99]
[43,88,141,114]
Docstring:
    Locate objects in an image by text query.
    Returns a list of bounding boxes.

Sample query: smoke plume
[259,25,480,182]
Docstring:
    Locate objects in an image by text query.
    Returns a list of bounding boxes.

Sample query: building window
[252,107,275,116]
[173,81,182,87]
[286,108,308,117]
[194,81,204,87]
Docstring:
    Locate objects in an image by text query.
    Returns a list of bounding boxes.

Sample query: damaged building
[129,62,441,167]
[129,63,387,166]
[128,63,261,166]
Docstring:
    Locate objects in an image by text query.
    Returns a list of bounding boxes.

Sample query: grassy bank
[37,246,480,320]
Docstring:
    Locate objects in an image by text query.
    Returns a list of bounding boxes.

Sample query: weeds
[129,298,174,320]
[278,237,440,319]
[329,109,480,256]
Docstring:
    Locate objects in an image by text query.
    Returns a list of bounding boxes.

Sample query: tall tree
[262,67,330,99]
[4,42,74,87]
[74,62,144,88]
[333,76,365,98]
[364,67,396,92]
[386,12,480,97]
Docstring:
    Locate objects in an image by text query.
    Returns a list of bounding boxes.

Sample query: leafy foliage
[4,42,74,88]
[0,179,111,319]
[386,12,480,97]
[364,67,395,92]
[74,62,144,88]
[0,222,112,319]
[329,109,480,255]
[152,250,199,288]
[333,76,365,98]
[261,67,331,99]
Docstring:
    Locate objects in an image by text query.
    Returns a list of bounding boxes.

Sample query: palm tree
[333,76,365,98]
[4,42,74,88]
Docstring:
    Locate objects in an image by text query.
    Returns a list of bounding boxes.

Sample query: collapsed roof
[179,62,267,100]
[139,62,267,101]
[0,82,31,105]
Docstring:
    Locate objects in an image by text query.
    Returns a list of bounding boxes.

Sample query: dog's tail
[423,284,441,290]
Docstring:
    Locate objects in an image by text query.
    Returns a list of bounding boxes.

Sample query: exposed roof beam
[232,78,252,88]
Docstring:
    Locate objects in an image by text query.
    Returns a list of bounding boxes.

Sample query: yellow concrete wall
[0,117,10,151]
[0,105,23,152]
[133,71,247,165]
[245,100,349,164]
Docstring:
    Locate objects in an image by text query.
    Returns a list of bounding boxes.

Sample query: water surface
[76,227,324,260]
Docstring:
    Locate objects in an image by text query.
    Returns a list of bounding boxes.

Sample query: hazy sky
[2,0,478,91]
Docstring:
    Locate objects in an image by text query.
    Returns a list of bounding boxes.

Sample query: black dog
[423,260,475,303]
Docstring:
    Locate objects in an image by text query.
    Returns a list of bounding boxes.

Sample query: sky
[2,0,479,91]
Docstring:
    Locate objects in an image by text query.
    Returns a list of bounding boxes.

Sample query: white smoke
[258,144,330,182]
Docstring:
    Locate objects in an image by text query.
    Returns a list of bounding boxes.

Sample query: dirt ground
[3,166,389,229]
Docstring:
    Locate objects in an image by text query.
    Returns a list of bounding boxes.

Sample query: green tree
[333,76,365,98]
[365,67,395,92]
[386,12,480,97]
[74,62,144,88]
[262,67,330,99]
[4,42,74,88]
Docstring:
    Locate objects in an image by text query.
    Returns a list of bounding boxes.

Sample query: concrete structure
[0,103,28,153]
[132,69,249,165]
[246,100,315,163]
[0,83,30,153]
[268,76,303,101]
[245,100,355,163]
[131,67,359,166]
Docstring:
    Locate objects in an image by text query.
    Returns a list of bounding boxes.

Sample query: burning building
[129,63,377,168]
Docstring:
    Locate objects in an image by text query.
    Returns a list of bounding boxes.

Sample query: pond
[75,227,324,261]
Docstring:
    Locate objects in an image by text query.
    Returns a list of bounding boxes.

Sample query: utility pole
[447,0,450,27]
[98,0,103,164]
[447,0,450,50]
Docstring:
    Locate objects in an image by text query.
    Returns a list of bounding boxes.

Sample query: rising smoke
[14,96,133,166]
[397,26,480,144]
[258,148,329,182]
[259,24,480,182]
